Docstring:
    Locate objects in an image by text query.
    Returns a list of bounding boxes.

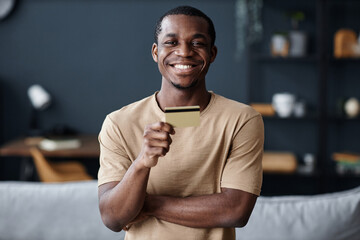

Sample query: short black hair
[154,6,216,46]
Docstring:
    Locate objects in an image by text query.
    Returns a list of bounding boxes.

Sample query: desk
[0,135,99,158]
[0,135,99,180]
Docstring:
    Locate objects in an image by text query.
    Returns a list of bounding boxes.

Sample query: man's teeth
[174,64,192,69]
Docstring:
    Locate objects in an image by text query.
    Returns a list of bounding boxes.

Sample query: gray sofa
[0,180,359,240]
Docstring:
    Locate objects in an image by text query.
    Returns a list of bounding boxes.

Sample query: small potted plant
[287,11,308,57]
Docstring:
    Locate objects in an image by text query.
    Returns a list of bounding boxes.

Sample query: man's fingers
[144,144,170,157]
[144,129,172,142]
[147,122,175,134]
[123,214,149,231]
[123,225,131,231]
[140,122,175,168]
[144,138,171,150]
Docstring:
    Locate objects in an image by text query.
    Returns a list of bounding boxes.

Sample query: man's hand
[123,212,149,231]
[139,122,175,168]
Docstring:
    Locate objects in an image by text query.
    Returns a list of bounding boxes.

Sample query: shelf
[327,173,360,179]
[262,115,319,121]
[264,171,320,178]
[264,170,360,179]
[251,54,319,63]
[328,0,360,5]
[323,168,360,179]
[330,58,360,64]
[328,115,360,122]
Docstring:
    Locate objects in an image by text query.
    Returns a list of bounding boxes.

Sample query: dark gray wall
[0,0,246,141]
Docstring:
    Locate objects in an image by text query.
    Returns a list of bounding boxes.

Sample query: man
[98,6,264,240]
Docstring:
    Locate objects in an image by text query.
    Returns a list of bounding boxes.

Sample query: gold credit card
[165,106,200,128]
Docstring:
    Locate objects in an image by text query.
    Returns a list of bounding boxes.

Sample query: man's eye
[165,41,177,45]
[192,41,206,47]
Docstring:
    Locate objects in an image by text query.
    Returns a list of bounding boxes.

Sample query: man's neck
[156,82,211,112]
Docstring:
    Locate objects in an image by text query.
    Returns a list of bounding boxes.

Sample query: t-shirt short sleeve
[220,114,264,196]
[98,115,132,186]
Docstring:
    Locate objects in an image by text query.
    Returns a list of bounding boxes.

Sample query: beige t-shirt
[98,92,264,240]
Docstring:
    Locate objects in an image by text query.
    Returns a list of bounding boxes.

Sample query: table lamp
[27,84,52,136]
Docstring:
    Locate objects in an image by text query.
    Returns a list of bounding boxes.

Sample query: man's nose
[175,43,192,57]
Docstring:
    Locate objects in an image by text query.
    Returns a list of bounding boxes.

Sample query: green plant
[287,11,305,29]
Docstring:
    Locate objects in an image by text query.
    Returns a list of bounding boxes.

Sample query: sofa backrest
[236,186,360,240]
[1,180,359,240]
[0,180,123,240]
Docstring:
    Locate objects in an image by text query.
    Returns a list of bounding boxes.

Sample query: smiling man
[98,6,264,240]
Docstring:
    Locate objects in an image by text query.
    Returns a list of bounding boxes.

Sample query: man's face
[152,14,217,90]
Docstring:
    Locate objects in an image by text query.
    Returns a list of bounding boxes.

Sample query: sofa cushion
[236,186,360,240]
[0,180,123,240]
[1,181,359,240]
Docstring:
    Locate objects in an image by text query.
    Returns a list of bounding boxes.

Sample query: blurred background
[0,0,359,196]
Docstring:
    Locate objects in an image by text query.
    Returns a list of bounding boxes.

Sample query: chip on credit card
[165,106,200,128]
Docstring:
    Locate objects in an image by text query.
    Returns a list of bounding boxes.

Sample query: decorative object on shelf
[333,152,360,162]
[297,153,316,175]
[235,0,263,58]
[293,100,307,118]
[344,97,360,118]
[27,84,52,136]
[262,151,297,173]
[287,11,308,57]
[250,103,275,116]
[289,31,308,57]
[270,33,289,57]
[336,97,346,117]
[354,32,360,56]
[0,0,16,21]
[332,152,360,175]
[272,92,296,118]
[334,29,360,58]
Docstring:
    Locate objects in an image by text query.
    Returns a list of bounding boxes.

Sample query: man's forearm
[99,122,175,232]
[143,188,257,229]
[99,160,150,231]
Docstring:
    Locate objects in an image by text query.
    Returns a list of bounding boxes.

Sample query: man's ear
[210,45,217,63]
[151,43,158,63]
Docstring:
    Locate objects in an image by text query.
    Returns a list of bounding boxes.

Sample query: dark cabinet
[247,0,360,195]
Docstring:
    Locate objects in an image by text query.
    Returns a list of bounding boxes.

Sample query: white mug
[272,93,295,118]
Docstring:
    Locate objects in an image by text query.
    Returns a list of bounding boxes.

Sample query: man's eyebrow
[163,33,208,40]
[165,33,177,38]
[192,33,207,40]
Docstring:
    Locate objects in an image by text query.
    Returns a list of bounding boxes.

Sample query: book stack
[250,103,276,117]
[332,152,360,175]
[262,151,297,173]
[39,137,81,151]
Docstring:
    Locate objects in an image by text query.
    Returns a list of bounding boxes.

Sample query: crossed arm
[98,174,257,232]
[98,122,258,232]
